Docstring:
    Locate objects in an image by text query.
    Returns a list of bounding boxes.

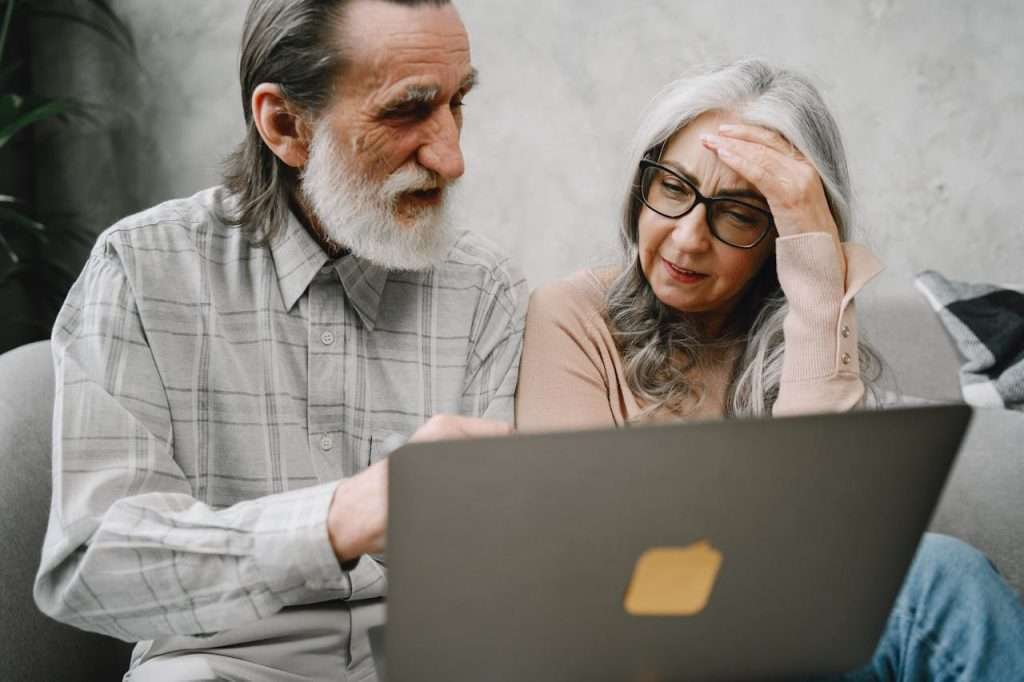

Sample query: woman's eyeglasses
[637,160,775,249]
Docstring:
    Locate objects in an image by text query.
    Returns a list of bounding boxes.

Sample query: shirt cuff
[345,554,389,601]
[252,481,349,605]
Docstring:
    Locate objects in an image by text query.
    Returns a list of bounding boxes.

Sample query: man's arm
[34,247,353,641]
[461,259,529,423]
[323,261,528,581]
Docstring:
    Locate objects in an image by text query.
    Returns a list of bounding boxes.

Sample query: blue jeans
[823,533,1024,681]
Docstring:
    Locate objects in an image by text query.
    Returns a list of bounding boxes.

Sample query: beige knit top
[515,232,884,432]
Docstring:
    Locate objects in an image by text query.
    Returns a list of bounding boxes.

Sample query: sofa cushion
[861,284,1024,596]
[930,408,1024,593]
[859,286,963,402]
[0,341,133,680]
[914,271,1024,410]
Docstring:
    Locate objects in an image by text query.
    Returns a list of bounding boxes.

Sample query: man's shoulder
[436,230,527,310]
[92,186,247,260]
[443,230,518,280]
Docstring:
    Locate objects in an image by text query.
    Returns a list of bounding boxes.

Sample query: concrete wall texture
[35,1,1024,292]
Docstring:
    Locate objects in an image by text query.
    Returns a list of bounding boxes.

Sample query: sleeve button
[841,325,851,338]
[841,352,852,365]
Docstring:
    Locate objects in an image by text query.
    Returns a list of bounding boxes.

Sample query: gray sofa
[0,340,134,680]
[859,284,1024,593]
[1,280,1021,680]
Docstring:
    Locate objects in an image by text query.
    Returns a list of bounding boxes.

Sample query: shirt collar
[268,210,389,330]
[334,253,390,331]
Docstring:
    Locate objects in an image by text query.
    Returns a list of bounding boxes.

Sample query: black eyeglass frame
[637,159,776,250]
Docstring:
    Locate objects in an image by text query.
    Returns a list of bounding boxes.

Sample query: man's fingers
[456,418,514,438]
[410,414,513,443]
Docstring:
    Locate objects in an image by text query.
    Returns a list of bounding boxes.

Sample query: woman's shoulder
[529,267,621,322]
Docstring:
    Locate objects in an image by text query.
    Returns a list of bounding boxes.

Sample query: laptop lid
[386,405,971,681]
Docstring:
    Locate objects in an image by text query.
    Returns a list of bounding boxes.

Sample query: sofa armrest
[0,341,134,680]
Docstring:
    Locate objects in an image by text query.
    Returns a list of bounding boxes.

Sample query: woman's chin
[652,290,709,316]
[651,280,711,313]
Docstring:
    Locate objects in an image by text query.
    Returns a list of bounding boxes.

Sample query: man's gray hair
[605,58,882,418]
[220,0,451,243]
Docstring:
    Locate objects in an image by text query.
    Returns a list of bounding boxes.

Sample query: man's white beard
[300,121,456,271]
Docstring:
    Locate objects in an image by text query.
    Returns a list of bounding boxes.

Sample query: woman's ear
[251,83,313,168]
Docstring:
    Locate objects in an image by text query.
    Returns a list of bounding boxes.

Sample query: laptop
[375,404,971,681]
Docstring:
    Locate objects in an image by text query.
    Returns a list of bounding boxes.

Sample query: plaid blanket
[915,270,1024,411]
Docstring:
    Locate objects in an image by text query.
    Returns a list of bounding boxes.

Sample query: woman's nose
[670,203,714,252]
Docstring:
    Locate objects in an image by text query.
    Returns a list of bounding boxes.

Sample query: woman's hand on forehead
[699,123,840,241]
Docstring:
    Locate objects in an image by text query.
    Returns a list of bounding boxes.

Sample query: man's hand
[327,415,513,561]
[407,413,513,443]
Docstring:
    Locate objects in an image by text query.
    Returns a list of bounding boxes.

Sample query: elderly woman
[516,60,1024,680]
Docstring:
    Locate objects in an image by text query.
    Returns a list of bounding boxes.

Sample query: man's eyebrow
[662,160,767,204]
[460,68,479,92]
[380,69,478,115]
[384,84,440,111]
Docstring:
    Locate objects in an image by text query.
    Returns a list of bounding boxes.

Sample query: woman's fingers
[716,123,803,160]
[701,131,837,238]
[701,133,789,199]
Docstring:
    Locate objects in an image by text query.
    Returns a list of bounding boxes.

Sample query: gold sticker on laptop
[624,541,723,616]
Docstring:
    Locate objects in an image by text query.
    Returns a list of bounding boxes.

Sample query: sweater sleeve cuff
[775,233,884,383]
[252,481,349,606]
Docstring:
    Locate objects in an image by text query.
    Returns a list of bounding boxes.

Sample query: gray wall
[35,0,1024,292]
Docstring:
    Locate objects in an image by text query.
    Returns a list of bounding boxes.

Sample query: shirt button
[320,265,333,275]
[320,434,333,451]
[841,325,851,338]
[320,330,335,346]
[841,352,852,365]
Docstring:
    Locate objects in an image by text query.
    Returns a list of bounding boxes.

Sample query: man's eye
[382,103,431,120]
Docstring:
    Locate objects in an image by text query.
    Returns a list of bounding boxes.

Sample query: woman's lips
[662,258,709,284]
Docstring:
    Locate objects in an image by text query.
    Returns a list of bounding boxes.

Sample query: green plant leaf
[0,93,69,148]
[0,0,15,66]
[0,204,46,233]
[0,226,19,264]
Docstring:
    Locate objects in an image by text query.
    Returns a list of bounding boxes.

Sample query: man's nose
[671,204,713,252]
[417,109,465,181]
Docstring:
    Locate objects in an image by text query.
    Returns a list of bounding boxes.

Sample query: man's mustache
[383,165,447,199]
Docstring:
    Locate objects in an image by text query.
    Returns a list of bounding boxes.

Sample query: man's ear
[251,83,314,168]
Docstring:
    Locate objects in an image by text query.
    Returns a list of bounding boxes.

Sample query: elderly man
[33,0,522,679]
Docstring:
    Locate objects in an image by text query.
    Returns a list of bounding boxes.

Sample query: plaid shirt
[34,187,526,665]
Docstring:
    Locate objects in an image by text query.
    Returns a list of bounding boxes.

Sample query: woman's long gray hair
[606,59,881,418]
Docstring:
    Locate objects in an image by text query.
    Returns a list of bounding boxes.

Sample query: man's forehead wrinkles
[353,30,469,58]
[379,26,469,42]
[368,44,471,66]
[361,43,471,75]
